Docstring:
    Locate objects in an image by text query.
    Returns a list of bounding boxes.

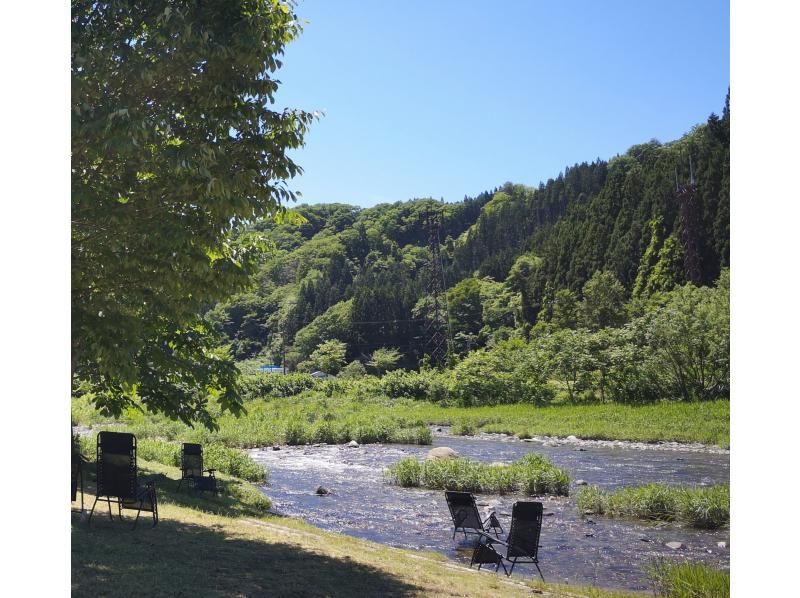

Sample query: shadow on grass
[72,513,420,597]
[73,462,420,597]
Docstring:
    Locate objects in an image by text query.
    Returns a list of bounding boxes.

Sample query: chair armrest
[205,468,216,475]
[475,529,510,548]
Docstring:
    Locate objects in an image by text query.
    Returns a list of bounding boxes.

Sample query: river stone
[717,541,728,549]
[426,447,458,460]
[574,479,588,486]
[566,435,578,441]
[315,486,330,495]
[666,541,685,550]
[271,445,280,451]
[347,440,359,448]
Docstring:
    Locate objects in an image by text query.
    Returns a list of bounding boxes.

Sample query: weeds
[386,453,570,496]
[648,560,730,597]
[577,484,729,529]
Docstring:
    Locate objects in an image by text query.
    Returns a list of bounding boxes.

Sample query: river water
[249,431,729,592]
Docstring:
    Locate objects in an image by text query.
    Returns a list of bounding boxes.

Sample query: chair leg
[87,496,100,526]
[107,497,114,520]
[132,504,142,530]
[535,562,545,582]
[507,559,516,577]
[177,477,183,492]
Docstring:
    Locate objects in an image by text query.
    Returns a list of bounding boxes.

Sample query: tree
[367,348,402,376]
[579,271,627,330]
[304,340,347,375]
[72,0,314,427]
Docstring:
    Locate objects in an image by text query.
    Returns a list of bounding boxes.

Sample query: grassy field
[72,393,730,448]
[72,457,646,598]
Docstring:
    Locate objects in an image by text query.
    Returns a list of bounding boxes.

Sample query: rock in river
[316,486,331,495]
[665,541,685,550]
[574,479,588,486]
[347,440,359,448]
[426,447,458,460]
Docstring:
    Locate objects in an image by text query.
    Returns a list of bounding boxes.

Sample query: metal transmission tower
[423,209,452,367]
[675,155,703,285]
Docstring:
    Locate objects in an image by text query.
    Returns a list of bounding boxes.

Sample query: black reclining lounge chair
[71,444,86,512]
[88,431,158,528]
[470,501,544,580]
[177,443,217,493]
[445,490,503,540]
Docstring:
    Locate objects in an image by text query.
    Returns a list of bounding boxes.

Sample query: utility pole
[676,155,702,285]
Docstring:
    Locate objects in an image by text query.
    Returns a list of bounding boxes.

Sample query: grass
[576,484,730,529]
[78,434,268,483]
[72,456,643,598]
[73,393,730,449]
[648,560,730,598]
[386,453,571,496]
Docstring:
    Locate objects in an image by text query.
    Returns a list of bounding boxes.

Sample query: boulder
[271,445,280,451]
[574,479,588,486]
[426,447,458,460]
[347,440,359,448]
[665,541,685,550]
[315,486,330,495]
[717,541,728,549]
[566,435,579,441]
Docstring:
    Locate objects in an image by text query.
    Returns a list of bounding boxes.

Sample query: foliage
[580,271,627,330]
[339,360,368,379]
[301,340,347,375]
[207,98,728,371]
[385,453,570,496]
[368,347,403,376]
[648,560,730,598]
[72,0,314,426]
[576,484,729,529]
[239,373,319,400]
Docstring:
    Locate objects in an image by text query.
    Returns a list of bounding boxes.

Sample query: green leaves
[72,0,312,426]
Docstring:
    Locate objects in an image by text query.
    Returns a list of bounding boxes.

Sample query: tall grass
[386,453,570,496]
[576,484,729,529]
[648,560,730,598]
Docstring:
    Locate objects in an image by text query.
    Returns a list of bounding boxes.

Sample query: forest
[204,95,730,407]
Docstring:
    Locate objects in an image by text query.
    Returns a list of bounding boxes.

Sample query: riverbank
[71,395,730,449]
[71,457,645,597]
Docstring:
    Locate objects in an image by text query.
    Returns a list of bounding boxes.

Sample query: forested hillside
[206,95,729,377]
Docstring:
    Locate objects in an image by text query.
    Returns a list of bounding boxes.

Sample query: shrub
[240,373,318,400]
[380,370,432,401]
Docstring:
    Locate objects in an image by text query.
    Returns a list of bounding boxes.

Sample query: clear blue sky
[275,0,729,208]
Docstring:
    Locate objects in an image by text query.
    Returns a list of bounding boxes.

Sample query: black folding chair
[445,491,503,540]
[71,448,86,512]
[470,501,544,580]
[177,443,217,494]
[88,432,158,529]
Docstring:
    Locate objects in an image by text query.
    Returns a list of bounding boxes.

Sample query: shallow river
[249,431,729,592]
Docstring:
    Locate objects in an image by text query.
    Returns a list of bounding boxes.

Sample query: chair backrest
[96,431,137,500]
[445,491,484,531]
[506,501,543,559]
[181,443,204,478]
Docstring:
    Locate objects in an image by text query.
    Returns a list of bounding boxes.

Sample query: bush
[380,370,433,401]
[240,373,318,400]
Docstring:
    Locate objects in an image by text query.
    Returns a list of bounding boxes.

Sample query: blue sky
[275,0,729,208]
